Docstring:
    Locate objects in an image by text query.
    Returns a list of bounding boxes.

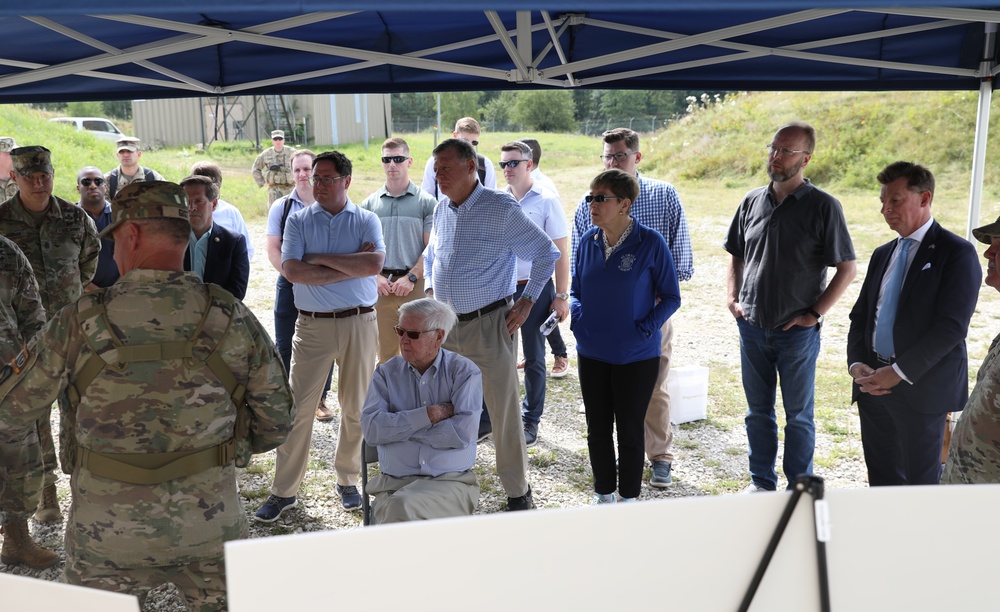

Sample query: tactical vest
[64,284,251,485]
[107,167,156,200]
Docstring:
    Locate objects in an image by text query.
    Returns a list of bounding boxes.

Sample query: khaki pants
[443,304,529,498]
[375,279,425,364]
[272,310,378,496]
[644,318,675,462]
[367,470,479,523]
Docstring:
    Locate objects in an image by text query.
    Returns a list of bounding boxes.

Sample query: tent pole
[967,22,997,241]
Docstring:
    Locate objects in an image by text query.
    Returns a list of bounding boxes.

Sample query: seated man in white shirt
[360,298,482,523]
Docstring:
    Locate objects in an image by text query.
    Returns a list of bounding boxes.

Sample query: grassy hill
[643,90,999,196]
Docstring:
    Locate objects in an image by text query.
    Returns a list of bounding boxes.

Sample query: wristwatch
[808,307,823,322]
[555,292,570,301]
[407,273,418,283]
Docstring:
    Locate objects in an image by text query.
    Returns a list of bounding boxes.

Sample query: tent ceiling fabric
[0,4,998,102]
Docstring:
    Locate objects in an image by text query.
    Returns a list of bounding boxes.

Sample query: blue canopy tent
[0,2,998,232]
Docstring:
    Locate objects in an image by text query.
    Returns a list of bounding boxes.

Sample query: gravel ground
[2,219,871,610]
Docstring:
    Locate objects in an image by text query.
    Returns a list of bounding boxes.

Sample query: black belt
[457,297,511,322]
[873,351,896,365]
[381,268,410,277]
[298,306,374,319]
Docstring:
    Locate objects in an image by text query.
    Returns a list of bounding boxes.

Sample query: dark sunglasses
[469,140,480,147]
[585,194,624,204]
[382,155,409,164]
[80,178,105,187]
[272,137,284,141]
[498,160,529,170]
[393,326,435,339]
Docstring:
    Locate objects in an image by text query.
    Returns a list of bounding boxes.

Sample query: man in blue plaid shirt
[424,138,559,511]
[571,127,694,490]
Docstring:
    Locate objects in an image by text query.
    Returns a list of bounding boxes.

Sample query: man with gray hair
[361,297,482,523]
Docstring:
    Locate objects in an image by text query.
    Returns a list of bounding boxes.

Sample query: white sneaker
[590,493,616,505]
[619,497,639,503]
[741,482,769,494]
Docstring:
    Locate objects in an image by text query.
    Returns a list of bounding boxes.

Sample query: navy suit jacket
[184,223,250,300]
[846,220,981,414]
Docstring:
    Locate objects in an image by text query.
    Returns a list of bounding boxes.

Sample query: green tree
[66,101,103,117]
[483,91,517,130]
[101,100,133,120]
[511,90,577,132]
[391,92,436,118]
[440,91,484,130]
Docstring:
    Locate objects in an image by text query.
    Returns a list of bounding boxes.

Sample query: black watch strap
[407,273,418,283]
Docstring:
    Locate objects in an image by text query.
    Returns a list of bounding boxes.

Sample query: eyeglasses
[600,151,637,163]
[79,178,105,187]
[498,160,530,170]
[585,194,624,204]
[393,326,436,339]
[382,155,409,164]
[765,144,809,157]
[272,137,284,141]
[309,175,347,187]
[468,140,479,147]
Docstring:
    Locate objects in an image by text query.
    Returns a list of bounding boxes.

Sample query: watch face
[408,273,418,283]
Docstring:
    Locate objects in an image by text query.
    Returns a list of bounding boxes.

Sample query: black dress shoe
[505,486,536,511]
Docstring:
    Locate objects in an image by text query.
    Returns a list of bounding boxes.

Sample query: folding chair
[360,440,380,526]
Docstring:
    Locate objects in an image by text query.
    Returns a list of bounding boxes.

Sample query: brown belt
[516,280,529,286]
[298,306,374,319]
[457,297,510,322]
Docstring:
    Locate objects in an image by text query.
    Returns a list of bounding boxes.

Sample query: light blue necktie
[874,238,913,359]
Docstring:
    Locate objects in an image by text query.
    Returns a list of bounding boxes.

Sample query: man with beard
[724,122,857,492]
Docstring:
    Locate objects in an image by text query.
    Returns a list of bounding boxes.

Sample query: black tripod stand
[738,475,831,612]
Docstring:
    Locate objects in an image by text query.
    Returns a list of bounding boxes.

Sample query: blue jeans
[737,317,821,491]
[275,275,333,395]
[546,325,567,358]
[515,279,556,425]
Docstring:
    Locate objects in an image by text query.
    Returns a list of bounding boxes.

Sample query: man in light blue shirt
[361,298,482,523]
[255,151,386,521]
[424,138,559,512]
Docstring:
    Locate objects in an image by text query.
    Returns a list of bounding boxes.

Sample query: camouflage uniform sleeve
[225,303,294,453]
[0,308,78,432]
[78,213,101,287]
[251,151,267,188]
[14,246,46,341]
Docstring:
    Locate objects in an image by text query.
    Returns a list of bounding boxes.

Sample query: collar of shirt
[375,180,420,200]
[307,198,359,219]
[767,177,815,204]
[900,216,934,244]
[447,182,486,210]
[405,348,445,380]
[504,180,546,203]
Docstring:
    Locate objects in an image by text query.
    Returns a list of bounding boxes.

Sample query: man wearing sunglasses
[420,117,496,202]
[252,129,296,206]
[76,166,119,289]
[361,138,437,365]
[570,127,694,490]
[500,141,570,447]
[361,298,482,523]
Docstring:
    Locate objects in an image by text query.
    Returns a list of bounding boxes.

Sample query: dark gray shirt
[724,179,855,329]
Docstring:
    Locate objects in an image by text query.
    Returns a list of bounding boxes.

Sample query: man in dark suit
[180,175,249,299]
[847,161,981,485]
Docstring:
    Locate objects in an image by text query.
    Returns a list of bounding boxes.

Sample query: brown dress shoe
[315,398,334,422]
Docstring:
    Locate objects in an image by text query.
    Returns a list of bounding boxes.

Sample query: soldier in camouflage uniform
[0,137,17,201]
[943,215,1000,484]
[0,181,295,610]
[0,235,57,569]
[252,129,296,205]
[0,146,100,524]
[105,137,165,200]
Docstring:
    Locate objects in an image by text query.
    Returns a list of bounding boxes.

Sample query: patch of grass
[724,446,744,456]
[528,448,557,468]
[815,445,862,469]
[700,477,747,496]
[241,485,271,501]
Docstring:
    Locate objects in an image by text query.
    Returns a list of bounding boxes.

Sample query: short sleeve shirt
[723,179,855,329]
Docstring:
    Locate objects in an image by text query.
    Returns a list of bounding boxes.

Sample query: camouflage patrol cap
[10,146,53,175]
[271,130,285,139]
[116,136,140,152]
[973,215,1000,244]
[100,180,190,238]
[0,137,16,153]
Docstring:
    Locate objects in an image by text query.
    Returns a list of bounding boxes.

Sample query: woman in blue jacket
[571,169,681,504]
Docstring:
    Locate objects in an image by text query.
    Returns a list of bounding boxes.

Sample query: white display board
[226,485,1000,611]
[1,572,139,611]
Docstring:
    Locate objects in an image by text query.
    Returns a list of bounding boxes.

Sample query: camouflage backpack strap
[71,284,247,484]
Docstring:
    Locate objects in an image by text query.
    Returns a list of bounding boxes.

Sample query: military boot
[0,520,59,569]
[33,483,62,523]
